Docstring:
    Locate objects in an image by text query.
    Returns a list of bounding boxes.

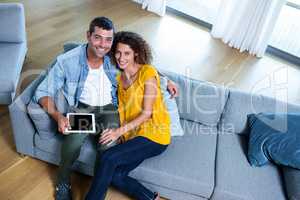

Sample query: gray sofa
[0,3,27,104]
[9,49,300,200]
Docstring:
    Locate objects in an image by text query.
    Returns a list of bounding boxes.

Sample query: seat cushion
[161,70,229,126]
[129,119,218,199]
[219,88,300,134]
[211,133,286,200]
[0,42,27,93]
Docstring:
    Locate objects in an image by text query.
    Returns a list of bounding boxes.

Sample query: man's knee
[61,134,87,153]
[61,139,86,163]
[61,143,82,157]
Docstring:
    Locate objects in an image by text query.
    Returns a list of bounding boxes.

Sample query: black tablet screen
[68,114,93,131]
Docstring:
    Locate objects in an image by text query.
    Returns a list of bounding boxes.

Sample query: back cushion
[219,88,300,134]
[63,42,81,52]
[161,70,229,126]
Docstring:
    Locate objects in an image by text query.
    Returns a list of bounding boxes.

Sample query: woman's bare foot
[154,193,160,200]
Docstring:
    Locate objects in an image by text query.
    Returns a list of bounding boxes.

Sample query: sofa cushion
[0,42,27,92]
[140,182,208,200]
[219,88,300,134]
[211,133,286,200]
[282,166,300,200]
[161,70,229,126]
[129,119,218,199]
[63,42,81,53]
[248,113,300,169]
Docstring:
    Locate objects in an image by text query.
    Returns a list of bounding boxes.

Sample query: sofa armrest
[9,97,35,156]
[8,72,44,157]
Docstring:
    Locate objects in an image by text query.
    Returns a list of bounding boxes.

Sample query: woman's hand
[167,79,179,98]
[99,128,122,145]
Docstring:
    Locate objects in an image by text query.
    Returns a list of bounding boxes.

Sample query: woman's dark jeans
[85,136,168,200]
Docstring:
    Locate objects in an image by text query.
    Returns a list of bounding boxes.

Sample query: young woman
[85,31,171,200]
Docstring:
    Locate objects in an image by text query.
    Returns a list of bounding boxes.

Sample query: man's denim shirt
[34,44,119,107]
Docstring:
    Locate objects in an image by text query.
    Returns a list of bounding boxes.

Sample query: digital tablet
[65,113,96,134]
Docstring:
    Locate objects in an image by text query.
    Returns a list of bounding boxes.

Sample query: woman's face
[115,42,137,70]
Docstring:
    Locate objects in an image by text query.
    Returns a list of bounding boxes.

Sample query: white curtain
[211,0,286,57]
[132,0,166,16]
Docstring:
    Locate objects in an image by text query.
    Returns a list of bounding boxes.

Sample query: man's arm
[157,69,179,98]
[35,58,69,133]
[35,57,65,103]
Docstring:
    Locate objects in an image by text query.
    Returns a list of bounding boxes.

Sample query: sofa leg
[19,153,26,158]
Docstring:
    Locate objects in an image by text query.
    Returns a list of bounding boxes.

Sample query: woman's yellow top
[117,64,171,145]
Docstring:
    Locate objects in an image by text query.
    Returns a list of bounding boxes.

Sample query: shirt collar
[79,43,110,69]
[79,43,89,69]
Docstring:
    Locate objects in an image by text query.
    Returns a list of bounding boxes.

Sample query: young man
[35,17,178,200]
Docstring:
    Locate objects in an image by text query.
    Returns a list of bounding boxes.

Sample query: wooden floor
[0,0,300,199]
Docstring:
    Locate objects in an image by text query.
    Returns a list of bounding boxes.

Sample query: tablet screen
[67,113,95,133]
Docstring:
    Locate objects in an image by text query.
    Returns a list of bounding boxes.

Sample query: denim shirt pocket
[64,80,78,106]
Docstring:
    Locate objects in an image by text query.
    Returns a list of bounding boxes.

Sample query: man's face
[87,26,114,58]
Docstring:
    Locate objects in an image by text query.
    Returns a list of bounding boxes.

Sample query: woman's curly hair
[111,31,153,66]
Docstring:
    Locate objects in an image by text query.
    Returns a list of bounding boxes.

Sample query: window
[167,0,300,62]
[167,0,221,24]
[269,0,300,57]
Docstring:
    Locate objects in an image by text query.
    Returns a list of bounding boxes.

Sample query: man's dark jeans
[85,136,168,200]
[57,102,120,184]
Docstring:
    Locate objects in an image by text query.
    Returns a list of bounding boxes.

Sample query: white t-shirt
[79,65,112,106]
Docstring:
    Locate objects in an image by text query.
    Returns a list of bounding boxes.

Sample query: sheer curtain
[211,0,286,57]
[132,0,166,16]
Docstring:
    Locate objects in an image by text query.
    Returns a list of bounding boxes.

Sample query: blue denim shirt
[34,44,119,107]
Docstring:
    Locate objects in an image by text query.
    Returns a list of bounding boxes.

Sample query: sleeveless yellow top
[117,65,171,145]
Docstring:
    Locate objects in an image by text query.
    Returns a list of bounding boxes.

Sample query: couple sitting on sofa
[34,17,179,200]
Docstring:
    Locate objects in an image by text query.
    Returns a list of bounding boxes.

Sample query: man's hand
[99,128,122,145]
[167,79,179,98]
[57,114,70,134]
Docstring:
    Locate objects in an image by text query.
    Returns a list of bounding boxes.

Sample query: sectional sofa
[9,45,300,200]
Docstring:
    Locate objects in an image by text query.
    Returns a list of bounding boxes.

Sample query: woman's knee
[100,150,118,166]
[111,171,126,188]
